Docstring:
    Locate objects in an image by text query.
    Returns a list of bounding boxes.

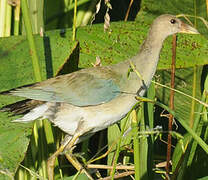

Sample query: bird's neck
[140,29,165,56]
[132,29,166,86]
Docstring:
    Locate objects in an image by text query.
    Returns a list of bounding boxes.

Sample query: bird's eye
[170,19,176,24]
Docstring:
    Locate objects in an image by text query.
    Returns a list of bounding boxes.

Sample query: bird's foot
[65,153,94,180]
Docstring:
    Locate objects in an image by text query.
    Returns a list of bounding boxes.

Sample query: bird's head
[150,14,199,39]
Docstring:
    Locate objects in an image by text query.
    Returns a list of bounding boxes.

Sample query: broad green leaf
[0,113,32,178]
[0,40,79,177]
[156,67,202,125]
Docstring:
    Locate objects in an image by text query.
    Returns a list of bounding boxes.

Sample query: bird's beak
[180,22,199,34]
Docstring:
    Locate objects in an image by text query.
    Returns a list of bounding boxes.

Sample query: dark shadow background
[45,0,141,30]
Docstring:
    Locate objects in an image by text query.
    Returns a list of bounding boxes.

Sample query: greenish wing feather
[10,72,121,106]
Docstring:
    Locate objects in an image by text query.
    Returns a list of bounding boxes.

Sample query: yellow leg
[47,132,93,180]
[64,133,94,179]
[47,145,65,180]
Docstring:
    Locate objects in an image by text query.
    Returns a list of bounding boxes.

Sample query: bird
[0,14,199,180]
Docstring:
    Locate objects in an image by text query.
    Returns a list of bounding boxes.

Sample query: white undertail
[12,104,49,122]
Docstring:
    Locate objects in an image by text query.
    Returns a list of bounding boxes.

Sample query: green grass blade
[131,109,140,180]
[155,102,208,154]
[21,0,41,82]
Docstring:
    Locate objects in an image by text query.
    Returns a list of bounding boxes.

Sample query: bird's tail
[0,99,48,122]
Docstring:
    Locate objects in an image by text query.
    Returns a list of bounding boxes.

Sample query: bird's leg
[63,129,94,179]
[47,133,81,180]
[47,134,79,180]
[47,122,94,180]
[47,144,66,180]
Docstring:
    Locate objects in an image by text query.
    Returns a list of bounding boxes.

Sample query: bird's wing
[9,71,121,107]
